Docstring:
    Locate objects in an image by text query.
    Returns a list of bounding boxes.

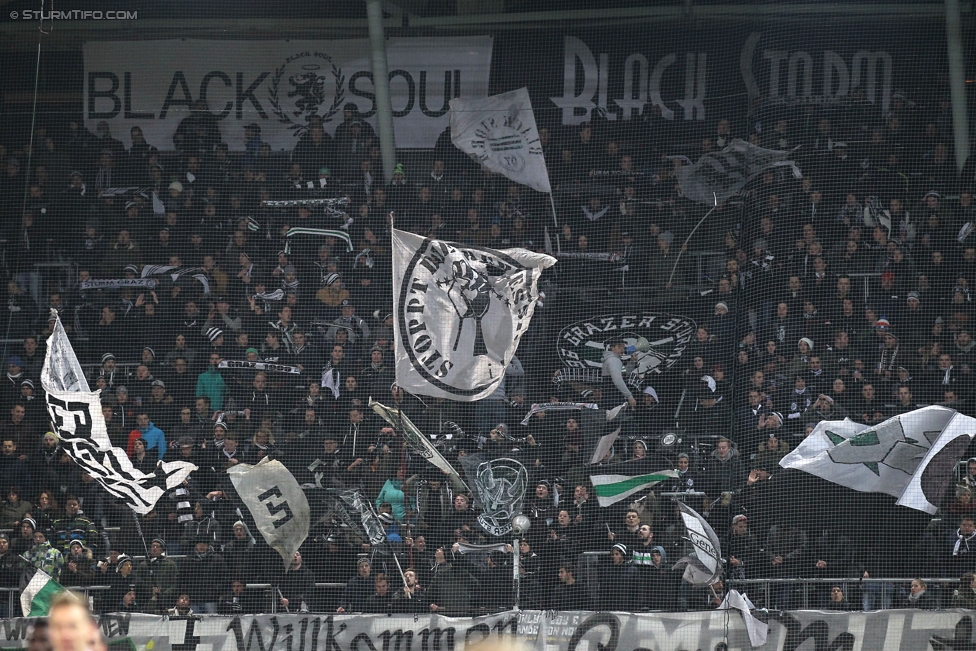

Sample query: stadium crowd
[2,94,976,616]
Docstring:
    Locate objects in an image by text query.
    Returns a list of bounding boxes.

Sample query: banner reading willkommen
[83,37,492,150]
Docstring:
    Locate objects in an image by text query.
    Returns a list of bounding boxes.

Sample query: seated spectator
[337,558,373,613]
[364,572,395,614]
[824,585,855,610]
[167,592,194,617]
[902,578,937,609]
[597,543,637,611]
[0,485,31,531]
[552,564,590,610]
[953,572,976,608]
[218,579,256,615]
[427,549,481,616]
[278,551,315,613]
[59,540,95,589]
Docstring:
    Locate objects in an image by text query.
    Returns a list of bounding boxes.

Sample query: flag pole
[667,194,720,287]
[548,194,559,228]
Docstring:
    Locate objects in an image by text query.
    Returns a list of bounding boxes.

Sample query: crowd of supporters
[1,93,976,616]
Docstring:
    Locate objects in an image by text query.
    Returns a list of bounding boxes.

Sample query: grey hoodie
[601,350,634,400]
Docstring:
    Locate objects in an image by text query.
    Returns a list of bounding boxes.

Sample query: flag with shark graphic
[779,406,976,514]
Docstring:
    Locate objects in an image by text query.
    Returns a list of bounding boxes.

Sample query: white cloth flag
[42,317,196,514]
[391,228,555,401]
[450,87,552,194]
[779,406,976,514]
[719,589,768,648]
[227,458,310,569]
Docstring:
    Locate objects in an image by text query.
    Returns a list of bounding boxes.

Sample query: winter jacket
[136,554,179,603]
[196,367,227,411]
[26,540,65,580]
[60,546,95,588]
[705,448,744,496]
[136,421,167,460]
[178,546,228,603]
[52,514,101,554]
[376,479,411,523]
[601,351,634,401]
[427,562,481,616]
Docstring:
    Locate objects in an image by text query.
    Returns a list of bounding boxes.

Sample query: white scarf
[953,528,976,556]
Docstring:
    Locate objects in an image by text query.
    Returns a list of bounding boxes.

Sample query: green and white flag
[779,406,976,514]
[590,470,678,507]
[21,566,64,617]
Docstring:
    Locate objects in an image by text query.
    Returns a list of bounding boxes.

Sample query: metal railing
[724,577,961,611]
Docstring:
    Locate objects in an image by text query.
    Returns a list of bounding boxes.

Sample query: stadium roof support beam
[946,0,971,172]
[408,3,962,27]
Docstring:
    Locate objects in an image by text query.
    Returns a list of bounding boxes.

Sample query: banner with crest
[84,37,492,150]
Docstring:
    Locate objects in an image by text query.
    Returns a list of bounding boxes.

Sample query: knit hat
[168,181,183,193]
[102,353,116,363]
[22,517,36,531]
[324,273,341,286]
[715,302,729,313]
[875,318,892,331]
[7,356,23,367]
[377,512,394,526]
[116,554,132,570]
[151,537,166,550]
[143,346,155,357]
[21,379,34,389]
[207,327,223,342]
[799,337,814,351]
[612,543,628,557]
[245,348,259,356]
[732,514,748,525]
[908,291,920,303]
[151,379,165,388]
[393,163,405,176]
[357,557,371,566]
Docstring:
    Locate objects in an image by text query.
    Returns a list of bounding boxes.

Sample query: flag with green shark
[590,470,678,507]
[779,406,976,514]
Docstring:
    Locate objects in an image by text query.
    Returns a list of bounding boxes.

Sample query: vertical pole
[366,0,397,184]
[946,0,970,173]
[513,536,521,610]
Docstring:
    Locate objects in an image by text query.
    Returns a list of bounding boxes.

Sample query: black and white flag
[42,317,196,514]
[392,228,555,401]
[673,502,724,586]
[227,458,310,568]
[450,88,552,194]
[676,138,801,205]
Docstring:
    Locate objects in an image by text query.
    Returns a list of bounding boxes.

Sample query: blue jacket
[139,421,167,460]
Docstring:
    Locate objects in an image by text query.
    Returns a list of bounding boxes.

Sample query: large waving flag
[450,87,551,194]
[42,316,197,514]
[391,228,554,401]
[590,470,678,507]
[673,501,723,586]
[676,138,801,205]
[227,458,310,569]
[779,406,976,514]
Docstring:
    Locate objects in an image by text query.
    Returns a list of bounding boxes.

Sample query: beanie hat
[799,337,814,351]
[393,163,405,176]
[377,512,395,526]
[22,517,37,531]
[151,537,166,550]
[116,554,132,570]
[207,327,223,342]
[612,543,628,556]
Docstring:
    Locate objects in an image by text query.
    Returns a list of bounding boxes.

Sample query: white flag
[42,317,196,514]
[391,228,555,401]
[779,406,976,514]
[450,87,551,194]
[676,138,801,205]
[719,589,768,648]
[227,457,310,568]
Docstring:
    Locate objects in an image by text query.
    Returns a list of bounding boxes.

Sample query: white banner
[450,87,551,194]
[227,458,310,569]
[779,406,976,514]
[83,38,493,150]
[4,609,976,651]
[392,228,555,401]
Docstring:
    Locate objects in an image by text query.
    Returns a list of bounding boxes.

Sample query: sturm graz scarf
[218,359,301,375]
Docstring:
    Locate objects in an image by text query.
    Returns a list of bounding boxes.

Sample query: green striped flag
[590,470,679,507]
[21,566,65,616]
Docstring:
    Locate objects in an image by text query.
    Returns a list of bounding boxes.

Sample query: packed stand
[1,95,976,615]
